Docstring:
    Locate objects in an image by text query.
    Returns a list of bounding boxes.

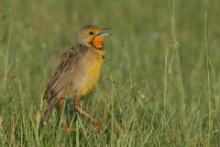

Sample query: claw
[95,120,101,129]
[64,127,75,133]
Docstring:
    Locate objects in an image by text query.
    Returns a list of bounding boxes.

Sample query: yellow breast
[77,50,104,96]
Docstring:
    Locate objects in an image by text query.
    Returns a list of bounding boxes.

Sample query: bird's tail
[40,98,58,128]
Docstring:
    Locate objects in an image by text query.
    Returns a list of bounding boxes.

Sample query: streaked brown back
[44,45,89,102]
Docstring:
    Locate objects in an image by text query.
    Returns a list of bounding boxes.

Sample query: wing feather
[44,45,87,102]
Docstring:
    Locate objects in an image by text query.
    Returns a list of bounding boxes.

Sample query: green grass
[1,0,220,146]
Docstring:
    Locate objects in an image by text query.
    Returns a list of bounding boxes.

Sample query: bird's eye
[89,31,94,35]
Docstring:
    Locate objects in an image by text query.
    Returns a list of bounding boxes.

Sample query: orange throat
[92,36,105,49]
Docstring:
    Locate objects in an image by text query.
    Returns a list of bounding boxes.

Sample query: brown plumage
[41,25,110,128]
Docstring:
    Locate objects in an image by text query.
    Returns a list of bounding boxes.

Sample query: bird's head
[77,25,111,50]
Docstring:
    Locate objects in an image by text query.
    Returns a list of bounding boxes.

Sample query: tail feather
[40,98,58,127]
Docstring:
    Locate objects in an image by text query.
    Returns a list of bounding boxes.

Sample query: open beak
[96,27,113,37]
[99,33,112,37]
[96,32,112,37]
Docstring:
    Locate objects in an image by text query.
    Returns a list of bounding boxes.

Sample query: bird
[41,25,111,129]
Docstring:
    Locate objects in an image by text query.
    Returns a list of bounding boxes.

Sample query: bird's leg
[75,99,101,128]
[55,98,65,127]
[56,98,65,112]
[55,98,75,133]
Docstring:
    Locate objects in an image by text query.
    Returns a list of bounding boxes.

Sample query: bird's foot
[94,120,101,129]
[64,127,75,133]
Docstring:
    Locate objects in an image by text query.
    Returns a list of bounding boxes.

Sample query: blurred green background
[0,0,220,146]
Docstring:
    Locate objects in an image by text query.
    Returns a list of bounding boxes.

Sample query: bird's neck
[91,47,105,60]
